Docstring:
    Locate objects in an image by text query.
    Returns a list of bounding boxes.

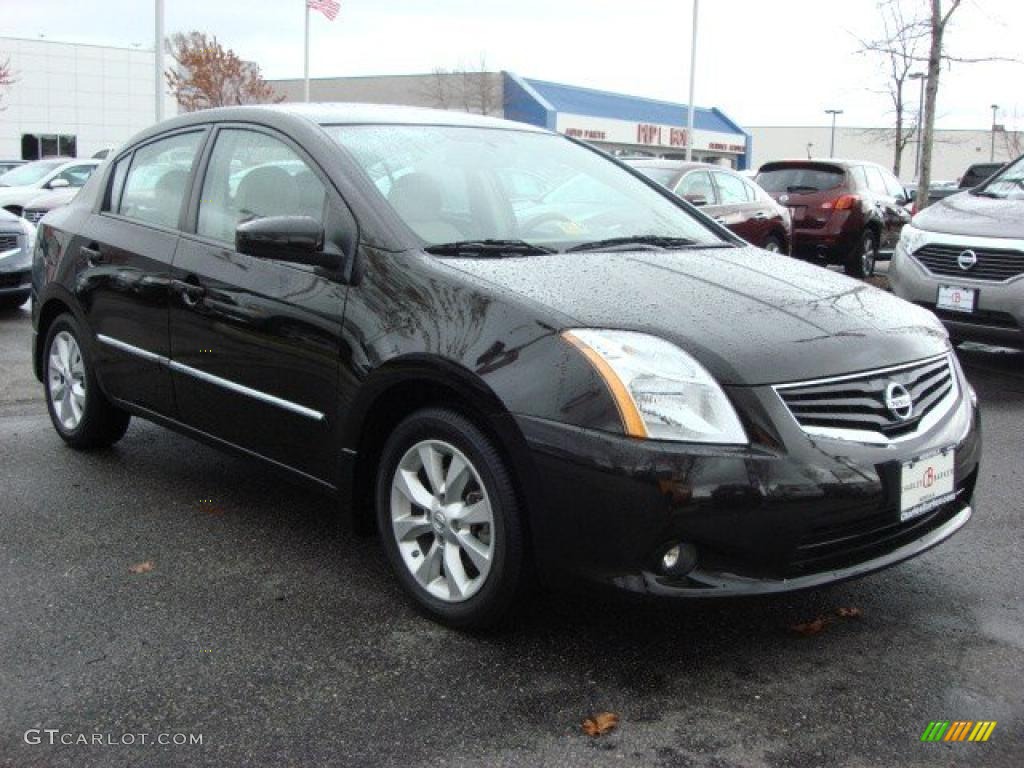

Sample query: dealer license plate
[936,285,976,313]
[900,448,956,522]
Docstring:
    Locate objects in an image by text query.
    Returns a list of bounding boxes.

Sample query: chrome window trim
[96,334,325,422]
[772,353,959,445]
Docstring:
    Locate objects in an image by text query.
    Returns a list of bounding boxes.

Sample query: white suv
[0,158,101,217]
[891,155,1024,349]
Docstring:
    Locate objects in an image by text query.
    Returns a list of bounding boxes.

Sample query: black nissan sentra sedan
[32,105,980,628]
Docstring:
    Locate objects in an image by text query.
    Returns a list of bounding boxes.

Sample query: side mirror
[235,215,339,269]
[684,193,708,207]
[48,178,70,189]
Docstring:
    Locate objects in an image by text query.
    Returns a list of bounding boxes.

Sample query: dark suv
[756,160,911,277]
[31,105,979,628]
[959,162,1003,190]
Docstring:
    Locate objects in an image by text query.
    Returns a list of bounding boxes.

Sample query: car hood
[0,186,41,206]
[23,187,79,210]
[913,190,1024,239]
[444,246,948,386]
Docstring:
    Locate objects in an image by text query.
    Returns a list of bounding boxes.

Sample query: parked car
[32,105,979,628]
[625,159,792,253]
[756,159,911,277]
[891,153,1024,348]
[0,207,36,309]
[0,158,101,216]
[958,162,1004,190]
[0,160,26,175]
[21,186,81,226]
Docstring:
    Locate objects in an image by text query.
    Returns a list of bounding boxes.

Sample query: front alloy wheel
[377,407,525,629]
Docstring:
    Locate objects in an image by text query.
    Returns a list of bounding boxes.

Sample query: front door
[167,126,349,482]
[81,129,206,415]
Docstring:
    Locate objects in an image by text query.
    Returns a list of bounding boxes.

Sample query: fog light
[659,542,697,575]
[662,545,681,570]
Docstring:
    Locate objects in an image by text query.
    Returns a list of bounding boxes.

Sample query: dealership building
[270,72,753,168]
[0,36,175,161]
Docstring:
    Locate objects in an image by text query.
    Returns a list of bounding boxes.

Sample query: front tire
[43,313,130,449]
[376,407,525,629]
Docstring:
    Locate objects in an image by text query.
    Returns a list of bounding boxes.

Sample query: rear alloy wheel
[844,232,878,278]
[43,313,130,449]
[376,407,524,629]
[762,236,784,254]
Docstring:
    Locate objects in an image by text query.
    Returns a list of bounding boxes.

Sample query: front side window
[119,132,203,228]
[52,164,96,188]
[713,171,750,204]
[326,125,723,249]
[197,129,327,244]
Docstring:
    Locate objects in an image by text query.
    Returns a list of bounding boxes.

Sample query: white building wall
[748,125,1022,184]
[0,37,176,160]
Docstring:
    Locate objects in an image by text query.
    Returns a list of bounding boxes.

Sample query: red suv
[755,160,911,277]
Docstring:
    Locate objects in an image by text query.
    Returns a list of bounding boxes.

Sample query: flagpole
[303,1,310,102]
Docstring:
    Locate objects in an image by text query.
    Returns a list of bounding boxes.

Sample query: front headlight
[18,217,37,253]
[895,224,927,259]
[563,329,748,444]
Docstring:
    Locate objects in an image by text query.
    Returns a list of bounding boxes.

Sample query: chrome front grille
[0,234,18,251]
[23,209,46,225]
[913,243,1024,282]
[774,354,957,443]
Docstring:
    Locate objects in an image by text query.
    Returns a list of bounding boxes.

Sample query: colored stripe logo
[921,721,996,742]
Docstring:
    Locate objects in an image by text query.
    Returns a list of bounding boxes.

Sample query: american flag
[307,0,340,21]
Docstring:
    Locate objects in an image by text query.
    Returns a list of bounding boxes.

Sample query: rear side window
[197,128,327,244]
[713,171,750,204]
[849,166,869,190]
[863,166,889,195]
[755,166,844,195]
[118,132,203,229]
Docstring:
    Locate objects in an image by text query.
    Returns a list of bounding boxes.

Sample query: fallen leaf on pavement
[582,712,620,737]
[836,607,863,618]
[128,561,155,575]
[790,617,828,636]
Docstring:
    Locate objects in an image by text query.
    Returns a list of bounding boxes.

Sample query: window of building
[21,134,77,160]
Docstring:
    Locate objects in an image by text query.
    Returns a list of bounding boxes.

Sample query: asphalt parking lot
[1,299,1022,768]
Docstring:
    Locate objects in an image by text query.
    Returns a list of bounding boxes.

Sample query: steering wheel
[517,211,579,238]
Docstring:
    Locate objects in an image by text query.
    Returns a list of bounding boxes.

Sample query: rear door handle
[80,243,103,265]
[753,211,769,220]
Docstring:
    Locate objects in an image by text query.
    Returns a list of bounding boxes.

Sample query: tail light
[821,194,860,211]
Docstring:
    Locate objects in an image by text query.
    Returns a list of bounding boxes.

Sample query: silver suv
[891,154,1024,349]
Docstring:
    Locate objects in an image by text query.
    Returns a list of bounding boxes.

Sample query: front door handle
[80,243,103,265]
[171,279,207,308]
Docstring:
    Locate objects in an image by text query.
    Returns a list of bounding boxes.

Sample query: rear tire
[762,236,784,254]
[376,407,525,630]
[844,231,878,278]
[43,313,130,449]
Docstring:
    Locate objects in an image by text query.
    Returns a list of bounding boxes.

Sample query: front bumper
[890,239,1024,348]
[0,268,31,296]
[516,373,980,597]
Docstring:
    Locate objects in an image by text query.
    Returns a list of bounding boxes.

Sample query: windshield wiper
[565,235,705,253]
[971,189,1003,198]
[424,239,556,257]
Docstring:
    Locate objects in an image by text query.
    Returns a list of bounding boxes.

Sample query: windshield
[324,125,723,250]
[0,159,66,187]
[977,156,1024,199]
[756,166,844,194]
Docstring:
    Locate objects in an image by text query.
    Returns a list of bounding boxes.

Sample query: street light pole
[685,0,699,162]
[909,72,925,180]
[991,104,999,162]
[155,0,164,123]
[825,109,843,158]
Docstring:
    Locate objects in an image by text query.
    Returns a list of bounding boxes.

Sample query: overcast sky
[5,0,1022,129]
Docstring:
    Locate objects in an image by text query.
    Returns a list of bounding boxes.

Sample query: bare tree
[858,0,927,176]
[418,56,498,116]
[0,57,15,111]
[165,31,281,112]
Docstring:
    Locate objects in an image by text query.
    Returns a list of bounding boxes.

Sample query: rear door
[79,129,207,415]
[710,170,763,245]
[167,125,350,481]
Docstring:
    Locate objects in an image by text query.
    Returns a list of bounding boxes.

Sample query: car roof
[624,158,727,173]
[151,102,551,134]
